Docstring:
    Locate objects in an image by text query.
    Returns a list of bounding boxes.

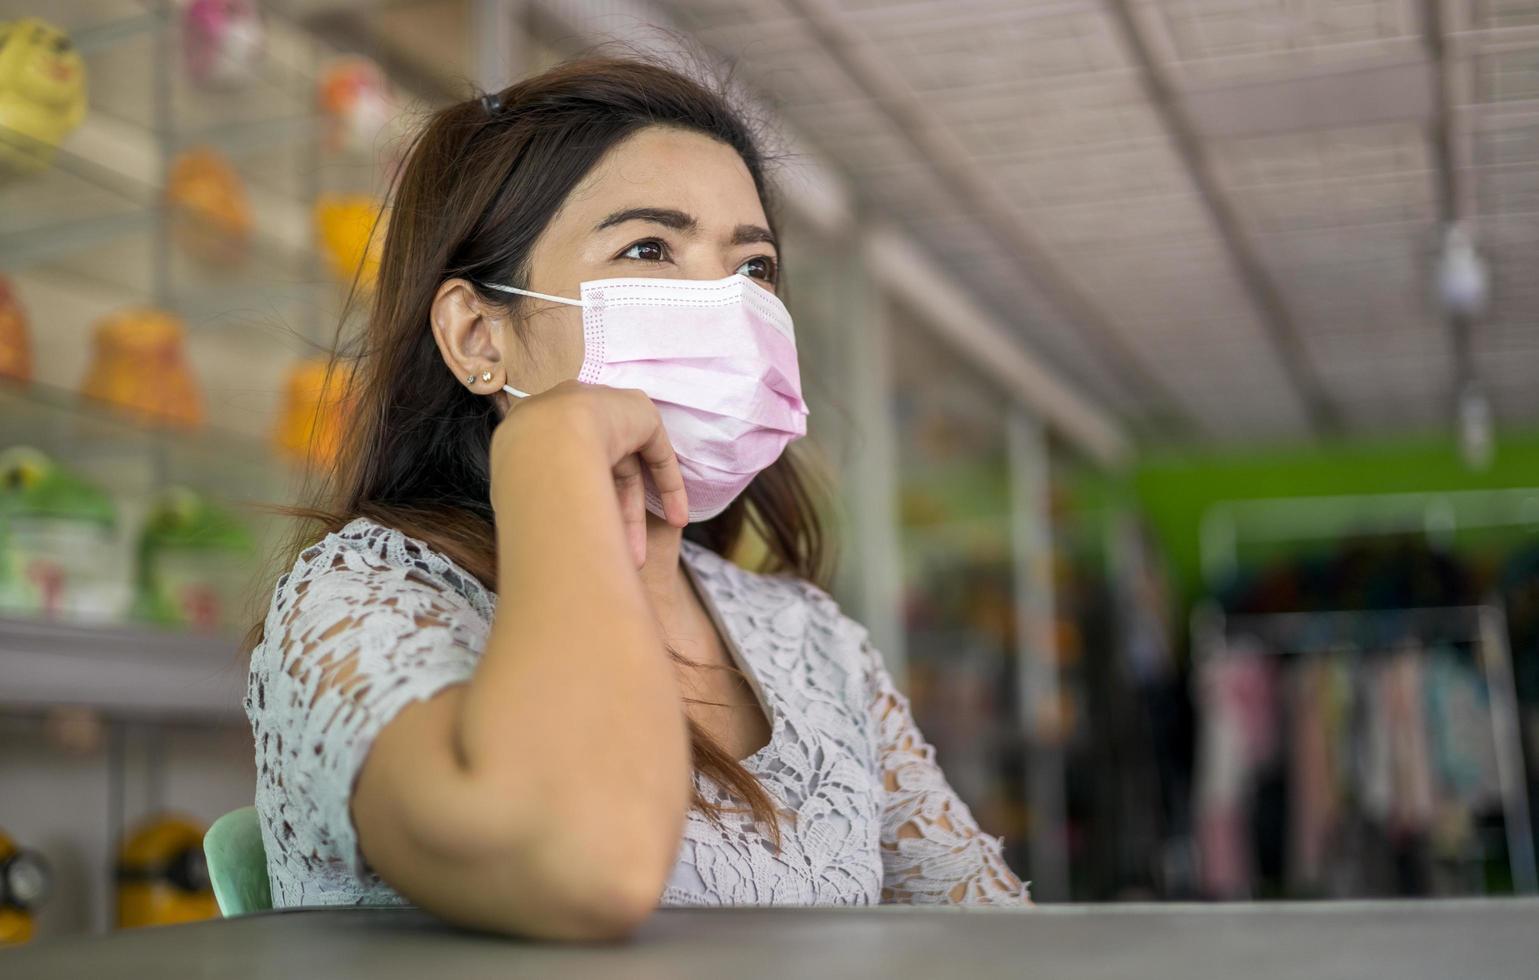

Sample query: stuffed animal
[0,446,119,622]
[0,274,31,382]
[166,146,252,266]
[134,486,255,632]
[313,194,385,290]
[0,18,87,175]
[274,357,350,468]
[182,0,266,88]
[0,828,51,945]
[116,815,218,929]
[80,308,204,429]
[317,55,392,157]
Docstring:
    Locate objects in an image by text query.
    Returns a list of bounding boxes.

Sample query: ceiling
[275,0,1539,449]
[651,0,1539,446]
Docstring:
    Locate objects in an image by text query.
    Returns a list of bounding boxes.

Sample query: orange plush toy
[0,274,30,382]
[317,55,392,158]
[80,308,204,429]
[0,18,88,176]
[166,146,252,267]
[273,357,350,469]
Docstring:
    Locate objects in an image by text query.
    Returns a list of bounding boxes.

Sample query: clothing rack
[1199,488,1539,593]
[1192,601,1537,895]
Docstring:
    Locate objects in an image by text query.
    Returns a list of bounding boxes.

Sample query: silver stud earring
[465,374,476,385]
[481,371,493,382]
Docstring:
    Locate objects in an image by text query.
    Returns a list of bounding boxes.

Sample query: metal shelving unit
[0,616,245,725]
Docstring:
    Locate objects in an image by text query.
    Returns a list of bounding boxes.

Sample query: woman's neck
[636,512,692,622]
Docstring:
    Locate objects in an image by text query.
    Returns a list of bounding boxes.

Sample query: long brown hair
[265,57,829,837]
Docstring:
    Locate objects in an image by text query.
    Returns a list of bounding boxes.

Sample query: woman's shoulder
[265,517,495,634]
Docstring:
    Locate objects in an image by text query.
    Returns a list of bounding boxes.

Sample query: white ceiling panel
[1468,0,1539,31]
[1240,171,1437,233]
[1471,42,1539,104]
[1134,0,1423,87]
[989,139,1194,208]
[1023,193,1217,249]
[661,0,1539,443]
[1212,122,1431,187]
[1476,164,1539,214]
[859,5,1128,87]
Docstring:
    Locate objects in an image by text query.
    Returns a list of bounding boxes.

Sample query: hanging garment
[1195,638,1279,898]
[1289,656,1341,891]
[1424,646,1501,811]
[1362,647,1436,837]
[1389,647,1436,836]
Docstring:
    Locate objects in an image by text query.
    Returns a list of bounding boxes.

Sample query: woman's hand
[491,380,688,567]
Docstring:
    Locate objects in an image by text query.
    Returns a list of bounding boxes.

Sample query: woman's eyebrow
[595,207,697,232]
[732,224,777,249]
[593,208,776,250]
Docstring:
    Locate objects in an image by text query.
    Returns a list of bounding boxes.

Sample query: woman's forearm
[457,417,691,867]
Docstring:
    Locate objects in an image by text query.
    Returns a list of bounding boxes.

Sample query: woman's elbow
[432,796,676,940]
[527,820,678,938]
[455,842,668,941]
[553,865,665,940]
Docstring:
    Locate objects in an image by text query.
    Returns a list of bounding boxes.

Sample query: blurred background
[3,0,1539,942]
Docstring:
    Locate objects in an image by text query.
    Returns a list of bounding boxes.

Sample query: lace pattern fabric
[246,518,1030,908]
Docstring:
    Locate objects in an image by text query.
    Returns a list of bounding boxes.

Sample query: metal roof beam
[1104,0,1340,435]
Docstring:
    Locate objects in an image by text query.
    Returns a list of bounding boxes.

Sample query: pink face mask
[480,274,808,522]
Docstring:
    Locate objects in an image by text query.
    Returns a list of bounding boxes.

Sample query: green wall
[1109,430,1539,599]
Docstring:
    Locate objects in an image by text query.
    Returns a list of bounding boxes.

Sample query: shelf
[1,122,352,332]
[0,615,246,725]
[0,380,300,506]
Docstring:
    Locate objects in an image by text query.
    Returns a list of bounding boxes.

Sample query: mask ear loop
[479,281,584,401]
[479,281,586,307]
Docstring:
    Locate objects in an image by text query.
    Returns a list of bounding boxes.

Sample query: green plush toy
[0,446,119,620]
[135,486,255,631]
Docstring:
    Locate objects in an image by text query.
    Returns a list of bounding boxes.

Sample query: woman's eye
[737,255,777,282]
[621,239,668,262]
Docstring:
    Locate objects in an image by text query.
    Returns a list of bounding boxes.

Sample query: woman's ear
[430,278,508,393]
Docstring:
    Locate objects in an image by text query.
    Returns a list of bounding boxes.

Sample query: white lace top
[246,517,1030,908]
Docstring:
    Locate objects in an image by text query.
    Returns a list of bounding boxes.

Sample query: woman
[246,56,1029,940]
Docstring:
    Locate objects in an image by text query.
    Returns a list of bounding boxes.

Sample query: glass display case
[0,1,451,939]
[0,0,428,663]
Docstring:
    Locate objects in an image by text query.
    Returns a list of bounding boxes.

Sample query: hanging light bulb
[1438,222,1489,318]
[1459,382,1494,471]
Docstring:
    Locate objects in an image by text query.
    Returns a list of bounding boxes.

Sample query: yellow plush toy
[273,357,351,469]
[116,815,218,929]
[0,828,51,945]
[314,194,386,290]
[0,18,87,176]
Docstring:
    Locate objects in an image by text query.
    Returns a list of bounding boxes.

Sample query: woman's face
[431,125,779,403]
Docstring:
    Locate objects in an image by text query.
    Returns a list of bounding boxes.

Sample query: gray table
[5,900,1538,979]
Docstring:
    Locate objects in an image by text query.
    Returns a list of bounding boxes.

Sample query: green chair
[203,806,272,916]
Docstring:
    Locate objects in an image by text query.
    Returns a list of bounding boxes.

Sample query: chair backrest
[203,806,272,916]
